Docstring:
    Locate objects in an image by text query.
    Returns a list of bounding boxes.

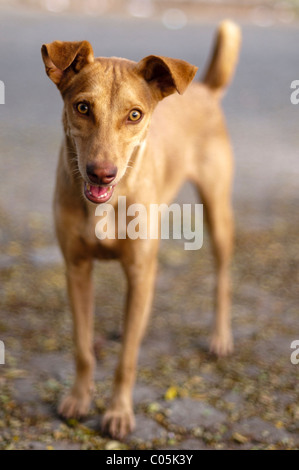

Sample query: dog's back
[141,20,241,205]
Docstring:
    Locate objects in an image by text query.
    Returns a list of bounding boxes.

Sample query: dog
[41,20,241,439]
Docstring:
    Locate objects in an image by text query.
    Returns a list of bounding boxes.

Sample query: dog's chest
[83,210,121,260]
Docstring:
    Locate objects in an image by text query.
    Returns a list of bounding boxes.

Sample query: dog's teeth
[86,184,113,200]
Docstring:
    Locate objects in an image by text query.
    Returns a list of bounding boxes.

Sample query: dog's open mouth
[84,183,115,204]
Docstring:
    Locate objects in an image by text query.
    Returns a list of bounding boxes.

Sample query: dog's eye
[128,109,142,122]
[76,102,89,115]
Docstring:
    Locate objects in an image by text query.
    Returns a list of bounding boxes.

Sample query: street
[0,8,299,232]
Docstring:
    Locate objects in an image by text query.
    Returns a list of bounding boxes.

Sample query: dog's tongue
[89,185,107,198]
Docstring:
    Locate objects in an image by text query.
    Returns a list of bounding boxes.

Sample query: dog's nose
[86,162,118,185]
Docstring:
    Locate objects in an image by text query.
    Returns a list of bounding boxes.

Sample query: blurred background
[0,0,299,450]
[1,0,299,238]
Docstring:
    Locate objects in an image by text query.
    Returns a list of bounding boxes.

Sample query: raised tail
[202,20,241,96]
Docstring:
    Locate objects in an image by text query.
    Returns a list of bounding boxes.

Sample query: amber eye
[76,102,89,115]
[128,109,142,122]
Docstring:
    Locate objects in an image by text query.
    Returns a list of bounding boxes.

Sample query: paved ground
[0,5,299,450]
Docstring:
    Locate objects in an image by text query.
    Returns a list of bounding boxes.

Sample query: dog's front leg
[59,258,95,418]
[103,241,158,439]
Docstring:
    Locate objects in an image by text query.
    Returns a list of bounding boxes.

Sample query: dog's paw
[58,390,91,419]
[102,408,135,440]
[210,332,233,357]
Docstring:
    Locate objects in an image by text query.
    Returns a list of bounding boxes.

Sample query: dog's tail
[202,20,241,97]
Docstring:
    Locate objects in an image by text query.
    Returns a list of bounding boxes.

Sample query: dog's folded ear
[41,40,94,90]
[136,55,198,99]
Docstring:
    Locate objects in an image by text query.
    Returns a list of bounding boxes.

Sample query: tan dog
[41,20,241,439]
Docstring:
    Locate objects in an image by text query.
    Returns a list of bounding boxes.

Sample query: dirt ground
[0,197,298,450]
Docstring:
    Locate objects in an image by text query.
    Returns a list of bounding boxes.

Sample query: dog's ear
[41,40,94,89]
[136,55,198,99]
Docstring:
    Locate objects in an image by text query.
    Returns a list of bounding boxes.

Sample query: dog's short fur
[41,21,241,439]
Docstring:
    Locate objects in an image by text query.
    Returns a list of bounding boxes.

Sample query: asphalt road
[1,6,299,238]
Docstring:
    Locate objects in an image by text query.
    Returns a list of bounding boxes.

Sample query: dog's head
[41,40,197,204]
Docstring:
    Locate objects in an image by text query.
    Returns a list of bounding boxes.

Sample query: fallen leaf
[165,386,178,401]
[105,440,127,450]
[147,402,161,413]
[232,432,249,444]
[4,369,27,379]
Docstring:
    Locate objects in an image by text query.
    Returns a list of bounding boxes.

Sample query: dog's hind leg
[193,140,234,356]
